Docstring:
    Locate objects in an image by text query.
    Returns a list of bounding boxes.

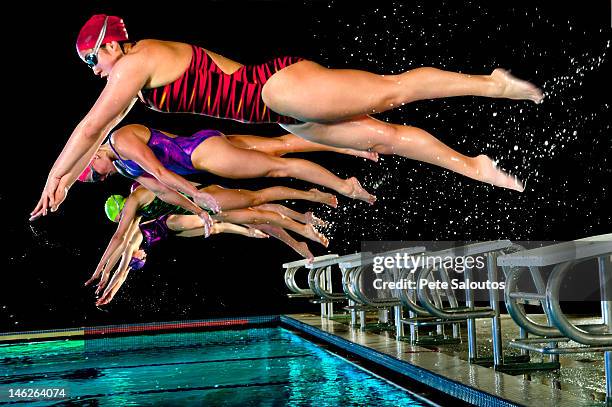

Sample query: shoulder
[108,125,143,160]
[130,186,154,206]
[133,39,171,49]
[126,187,154,216]
[131,180,156,200]
[113,124,149,138]
[127,39,189,61]
[109,44,157,79]
[111,124,150,147]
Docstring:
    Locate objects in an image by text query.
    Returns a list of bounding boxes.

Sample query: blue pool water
[0,327,428,406]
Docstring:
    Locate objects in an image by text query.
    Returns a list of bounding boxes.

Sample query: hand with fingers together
[30,175,68,221]
[96,250,146,306]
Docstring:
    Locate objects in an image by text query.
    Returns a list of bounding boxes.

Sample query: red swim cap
[76,14,129,53]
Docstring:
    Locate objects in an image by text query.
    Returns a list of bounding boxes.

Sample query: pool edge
[0,316,280,344]
[280,314,592,407]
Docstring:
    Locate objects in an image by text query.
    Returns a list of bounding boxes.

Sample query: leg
[247,224,314,260]
[169,204,327,241]
[175,221,268,239]
[262,61,543,122]
[283,116,524,192]
[165,215,267,238]
[193,136,376,203]
[165,215,205,232]
[202,184,338,209]
[213,208,329,247]
[168,215,268,238]
[227,133,378,161]
[255,203,327,227]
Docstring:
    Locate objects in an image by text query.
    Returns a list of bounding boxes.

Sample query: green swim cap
[104,195,126,222]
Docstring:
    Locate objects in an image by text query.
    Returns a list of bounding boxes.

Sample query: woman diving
[89,183,330,304]
[91,213,269,306]
[87,181,333,296]
[32,14,541,219]
[72,123,375,208]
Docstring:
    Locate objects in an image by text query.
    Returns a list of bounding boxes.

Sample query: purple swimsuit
[110,127,222,178]
[127,215,173,271]
[118,127,221,269]
[139,214,173,251]
[128,257,146,271]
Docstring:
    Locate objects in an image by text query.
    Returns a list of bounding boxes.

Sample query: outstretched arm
[118,134,220,213]
[30,137,107,221]
[96,227,143,306]
[31,55,149,219]
[85,195,141,288]
[96,257,131,306]
[136,175,215,236]
[94,219,142,295]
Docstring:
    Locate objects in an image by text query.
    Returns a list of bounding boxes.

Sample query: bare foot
[343,177,376,204]
[248,228,269,238]
[305,211,328,227]
[491,69,544,104]
[294,241,314,261]
[345,149,379,162]
[309,189,338,208]
[195,192,220,213]
[473,155,524,192]
[304,224,329,247]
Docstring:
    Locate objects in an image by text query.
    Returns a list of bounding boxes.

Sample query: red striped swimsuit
[139,45,304,124]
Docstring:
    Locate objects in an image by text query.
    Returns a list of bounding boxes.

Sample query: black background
[2,0,610,331]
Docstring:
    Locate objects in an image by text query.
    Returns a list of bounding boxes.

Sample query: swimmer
[93,215,270,306]
[90,198,324,303]
[87,182,330,293]
[33,14,541,218]
[70,123,375,209]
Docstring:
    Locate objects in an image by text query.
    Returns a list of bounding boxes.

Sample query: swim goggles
[84,16,109,68]
[89,163,103,182]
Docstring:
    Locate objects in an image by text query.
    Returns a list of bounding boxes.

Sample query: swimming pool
[0,326,429,406]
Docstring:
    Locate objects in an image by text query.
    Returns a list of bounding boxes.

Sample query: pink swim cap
[76,14,129,53]
[77,166,93,182]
